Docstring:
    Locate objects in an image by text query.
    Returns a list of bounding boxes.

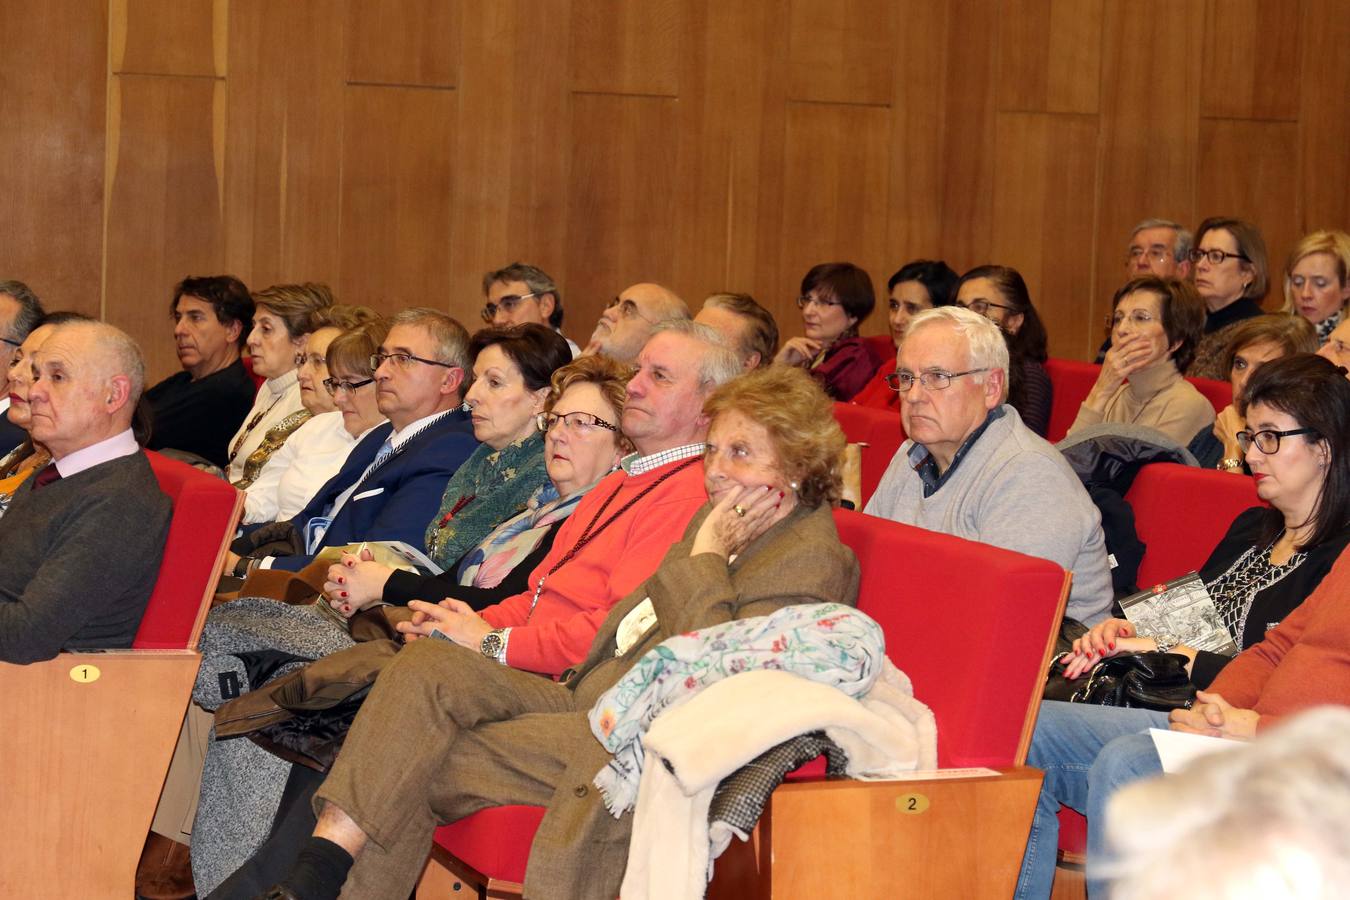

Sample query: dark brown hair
[1112,276,1206,373]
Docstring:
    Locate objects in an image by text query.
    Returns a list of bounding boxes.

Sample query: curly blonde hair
[702,367,845,508]
[546,353,636,455]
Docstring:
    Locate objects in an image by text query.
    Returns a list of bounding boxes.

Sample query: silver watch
[479,628,506,663]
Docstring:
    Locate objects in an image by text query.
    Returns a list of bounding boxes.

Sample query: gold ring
[733,504,746,517]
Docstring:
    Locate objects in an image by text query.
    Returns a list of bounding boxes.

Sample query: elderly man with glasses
[479,262,580,357]
[582,282,690,362]
[227,308,479,577]
[865,306,1113,625]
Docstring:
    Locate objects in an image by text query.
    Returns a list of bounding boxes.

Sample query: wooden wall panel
[991,113,1100,358]
[447,0,571,333]
[1200,0,1300,121]
[1197,119,1299,308]
[223,0,345,292]
[776,102,891,337]
[786,0,895,106]
[114,0,223,77]
[997,0,1103,114]
[570,0,682,97]
[563,94,680,331]
[345,0,459,88]
[105,76,226,383]
[1299,0,1350,232]
[337,85,456,313]
[0,1,106,315]
[1092,0,1203,341]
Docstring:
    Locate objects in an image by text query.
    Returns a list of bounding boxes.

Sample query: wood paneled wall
[1,0,1346,382]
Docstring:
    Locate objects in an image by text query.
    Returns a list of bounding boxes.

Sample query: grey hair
[904,305,1010,394]
[702,292,780,367]
[0,279,45,342]
[650,319,742,388]
[1131,218,1194,264]
[387,308,473,388]
[481,262,564,328]
[53,319,147,405]
[1103,707,1350,900]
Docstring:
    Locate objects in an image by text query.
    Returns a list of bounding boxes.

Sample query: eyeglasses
[605,297,654,323]
[294,352,329,369]
[1108,310,1158,328]
[959,299,1014,318]
[1188,248,1250,266]
[323,376,374,396]
[536,411,619,435]
[481,292,539,323]
[0,337,21,350]
[1236,427,1316,455]
[884,368,989,392]
[370,352,456,371]
[797,294,841,310]
[1126,247,1173,265]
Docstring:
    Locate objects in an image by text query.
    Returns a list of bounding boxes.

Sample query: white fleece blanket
[619,660,938,899]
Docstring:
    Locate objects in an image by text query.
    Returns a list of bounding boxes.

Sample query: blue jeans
[1014,701,1169,899]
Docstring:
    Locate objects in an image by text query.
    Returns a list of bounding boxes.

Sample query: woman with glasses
[1280,229,1350,346]
[1186,217,1270,380]
[954,265,1054,436]
[238,314,387,525]
[1068,277,1212,446]
[1015,353,1350,899]
[227,283,335,484]
[773,262,882,401]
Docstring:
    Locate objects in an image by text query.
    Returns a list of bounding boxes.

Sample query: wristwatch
[1217,458,1244,472]
[479,628,507,664]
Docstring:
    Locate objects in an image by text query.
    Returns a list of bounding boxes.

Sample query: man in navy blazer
[239,308,480,574]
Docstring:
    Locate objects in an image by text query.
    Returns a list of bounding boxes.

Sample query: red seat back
[1044,357,1100,443]
[862,333,894,361]
[832,402,905,507]
[133,451,244,650]
[1187,375,1232,415]
[833,509,1069,768]
[1125,463,1260,587]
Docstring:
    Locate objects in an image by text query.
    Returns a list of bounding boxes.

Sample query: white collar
[53,428,139,478]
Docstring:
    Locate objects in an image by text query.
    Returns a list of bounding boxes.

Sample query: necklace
[228,388,290,464]
[524,456,699,621]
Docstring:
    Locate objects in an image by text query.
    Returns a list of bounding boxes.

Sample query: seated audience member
[1193,315,1317,470]
[955,265,1053,436]
[240,314,386,525]
[694,292,778,370]
[1094,219,1194,361]
[195,325,734,896]
[257,365,859,900]
[145,275,257,468]
[1187,217,1270,380]
[774,262,883,402]
[1016,354,1350,899]
[1317,318,1350,368]
[864,306,1112,625]
[481,262,579,356]
[582,282,689,362]
[1069,277,1212,446]
[227,308,478,576]
[226,282,335,483]
[1102,707,1350,900]
[0,320,172,663]
[0,279,46,455]
[852,259,959,411]
[1281,229,1350,345]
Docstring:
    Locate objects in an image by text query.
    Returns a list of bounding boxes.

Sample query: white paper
[1149,727,1240,773]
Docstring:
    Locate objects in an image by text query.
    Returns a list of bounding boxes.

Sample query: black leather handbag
[1069,651,1197,712]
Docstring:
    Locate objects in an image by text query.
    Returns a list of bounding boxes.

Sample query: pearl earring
[789,481,800,491]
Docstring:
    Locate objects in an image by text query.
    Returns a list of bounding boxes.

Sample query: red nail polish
[338,576,346,585]
[1109,642,1115,651]
[340,591,348,598]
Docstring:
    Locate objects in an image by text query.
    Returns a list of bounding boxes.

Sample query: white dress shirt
[240,411,386,525]
[53,428,140,477]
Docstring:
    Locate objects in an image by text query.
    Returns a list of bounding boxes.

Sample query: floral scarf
[424,430,549,569]
[455,479,597,588]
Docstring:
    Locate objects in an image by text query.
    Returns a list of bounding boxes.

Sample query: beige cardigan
[1069,362,1216,446]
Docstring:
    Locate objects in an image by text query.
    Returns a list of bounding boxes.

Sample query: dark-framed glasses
[1236,427,1317,455]
[1126,247,1172,266]
[796,294,841,310]
[481,292,538,323]
[884,368,989,392]
[0,336,21,350]
[1188,248,1250,266]
[959,298,1014,318]
[323,376,374,396]
[536,411,619,435]
[370,352,455,371]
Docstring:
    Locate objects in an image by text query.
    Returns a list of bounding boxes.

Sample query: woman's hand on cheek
[692,484,787,559]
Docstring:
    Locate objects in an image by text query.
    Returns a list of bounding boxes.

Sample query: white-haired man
[0,320,172,663]
[865,306,1112,625]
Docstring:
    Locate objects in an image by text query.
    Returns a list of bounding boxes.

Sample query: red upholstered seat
[1045,357,1233,445]
[831,402,904,507]
[433,807,546,885]
[1186,375,1232,415]
[862,333,894,361]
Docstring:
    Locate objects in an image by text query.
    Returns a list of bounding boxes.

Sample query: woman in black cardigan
[1062,354,1350,687]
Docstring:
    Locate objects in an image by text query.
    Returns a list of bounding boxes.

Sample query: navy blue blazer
[268,408,479,572]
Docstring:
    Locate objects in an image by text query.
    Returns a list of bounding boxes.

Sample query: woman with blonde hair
[1281,229,1350,346]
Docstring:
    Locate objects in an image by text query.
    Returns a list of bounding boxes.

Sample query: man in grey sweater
[864,306,1112,624]
[0,320,172,663]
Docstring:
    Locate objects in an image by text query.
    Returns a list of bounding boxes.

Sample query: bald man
[0,320,172,664]
[582,282,689,362]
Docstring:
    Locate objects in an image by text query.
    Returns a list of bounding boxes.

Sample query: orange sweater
[1209,545,1350,731]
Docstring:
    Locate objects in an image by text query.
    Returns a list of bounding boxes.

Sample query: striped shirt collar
[621,442,706,476]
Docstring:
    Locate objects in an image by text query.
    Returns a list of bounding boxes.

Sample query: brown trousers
[316,638,629,900]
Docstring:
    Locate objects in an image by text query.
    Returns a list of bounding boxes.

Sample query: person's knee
[1091,733,1160,795]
